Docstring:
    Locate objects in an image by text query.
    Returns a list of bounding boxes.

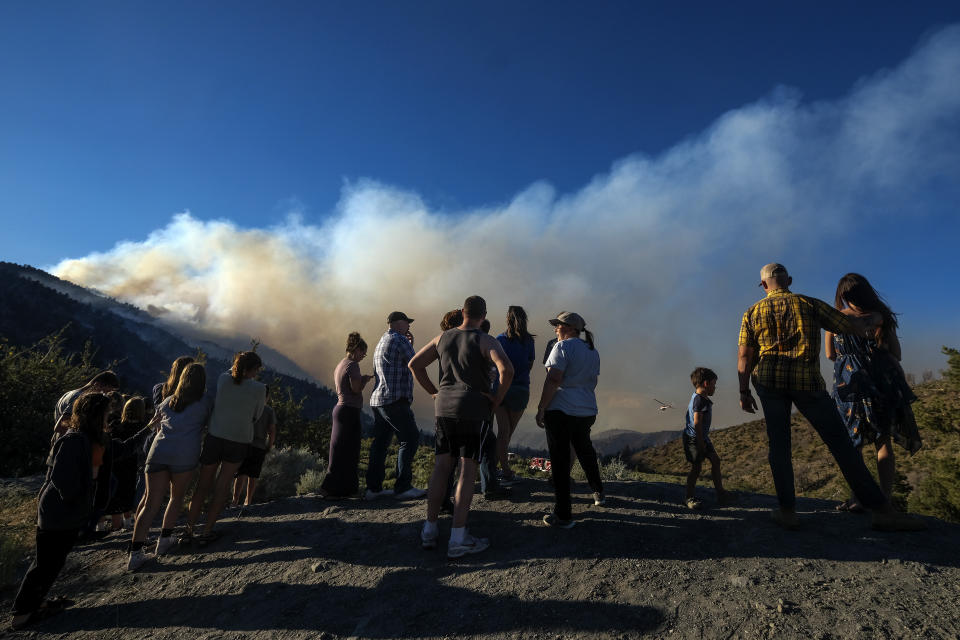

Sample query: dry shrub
[295,468,326,495]
[601,457,630,481]
[257,447,325,500]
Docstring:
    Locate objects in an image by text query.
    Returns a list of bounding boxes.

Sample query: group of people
[11,351,274,629]
[9,263,927,629]
[680,265,924,532]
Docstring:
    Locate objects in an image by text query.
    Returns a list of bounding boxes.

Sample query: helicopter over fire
[654,398,674,412]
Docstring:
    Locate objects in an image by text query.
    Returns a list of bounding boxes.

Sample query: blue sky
[3,2,959,264]
[2,2,959,430]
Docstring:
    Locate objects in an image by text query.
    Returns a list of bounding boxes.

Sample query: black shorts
[682,433,717,464]
[435,417,484,461]
[200,433,249,466]
[236,446,268,478]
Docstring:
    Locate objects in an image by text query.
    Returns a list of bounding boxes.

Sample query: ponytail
[582,328,595,350]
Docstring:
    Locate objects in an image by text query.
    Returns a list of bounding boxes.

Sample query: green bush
[942,346,960,387]
[257,447,324,500]
[0,330,101,476]
[270,381,333,453]
[909,455,960,523]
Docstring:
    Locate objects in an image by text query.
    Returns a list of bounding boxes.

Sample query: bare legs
[132,472,171,543]
[426,454,478,528]
[186,463,217,534]
[232,475,258,506]
[843,436,896,510]
[203,461,243,534]
[131,471,194,543]
[161,472,193,531]
[494,406,524,479]
[875,436,895,498]
[685,461,702,500]
[187,461,243,535]
[685,452,727,501]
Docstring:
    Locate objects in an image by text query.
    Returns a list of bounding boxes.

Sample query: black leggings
[12,527,78,615]
[544,410,603,520]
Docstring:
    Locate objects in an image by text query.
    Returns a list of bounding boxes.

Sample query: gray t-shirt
[146,396,214,468]
[435,328,492,420]
[250,405,276,450]
[208,372,266,444]
[544,338,600,417]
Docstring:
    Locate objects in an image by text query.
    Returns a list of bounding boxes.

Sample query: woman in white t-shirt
[535,311,604,528]
[184,351,265,546]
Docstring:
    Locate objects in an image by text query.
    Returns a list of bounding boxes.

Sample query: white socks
[449,526,465,544]
[422,520,438,537]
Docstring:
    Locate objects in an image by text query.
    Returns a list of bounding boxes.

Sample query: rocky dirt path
[3,478,958,639]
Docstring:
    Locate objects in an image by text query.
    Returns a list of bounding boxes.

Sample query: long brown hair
[231,351,262,384]
[504,305,534,342]
[169,363,206,412]
[70,392,111,443]
[834,273,897,345]
[162,356,195,399]
[121,397,146,424]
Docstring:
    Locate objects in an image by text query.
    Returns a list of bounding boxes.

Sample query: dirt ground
[2,477,958,640]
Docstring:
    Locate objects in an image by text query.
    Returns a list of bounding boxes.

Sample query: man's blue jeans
[754,383,886,511]
[366,400,420,493]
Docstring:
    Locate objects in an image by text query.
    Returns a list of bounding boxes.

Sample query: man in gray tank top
[409,295,514,558]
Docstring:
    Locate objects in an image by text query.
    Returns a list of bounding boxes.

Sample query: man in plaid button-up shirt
[737,263,923,532]
[365,311,427,501]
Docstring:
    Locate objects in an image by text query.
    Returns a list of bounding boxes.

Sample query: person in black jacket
[10,392,110,630]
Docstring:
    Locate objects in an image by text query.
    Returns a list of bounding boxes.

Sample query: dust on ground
[2,478,958,640]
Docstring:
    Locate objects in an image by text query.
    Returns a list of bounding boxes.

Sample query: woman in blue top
[494,306,535,484]
[535,311,604,528]
[824,273,922,512]
[128,363,212,570]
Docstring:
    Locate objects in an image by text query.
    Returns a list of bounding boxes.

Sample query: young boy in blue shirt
[683,367,734,508]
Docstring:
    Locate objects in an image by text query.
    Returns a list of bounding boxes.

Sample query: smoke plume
[53,26,960,432]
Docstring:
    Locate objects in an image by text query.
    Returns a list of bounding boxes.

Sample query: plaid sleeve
[812,298,860,335]
[399,334,415,365]
[738,309,756,348]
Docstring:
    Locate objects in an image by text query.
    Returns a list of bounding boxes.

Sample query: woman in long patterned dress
[825,273,922,511]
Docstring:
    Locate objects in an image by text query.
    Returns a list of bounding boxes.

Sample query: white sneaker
[364,488,395,500]
[421,525,439,550]
[126,548,153,571]
[155,535,176,556]
[447,532,490,558]
[395,487,427,500]
[593,492,606,506]
[123,516,136,530]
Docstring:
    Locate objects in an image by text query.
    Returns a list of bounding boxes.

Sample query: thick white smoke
[52,26,960,434]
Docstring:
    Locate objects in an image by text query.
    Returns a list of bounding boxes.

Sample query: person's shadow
[38,573,664,637]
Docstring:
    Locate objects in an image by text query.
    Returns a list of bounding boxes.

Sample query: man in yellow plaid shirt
[738,263,923,531]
